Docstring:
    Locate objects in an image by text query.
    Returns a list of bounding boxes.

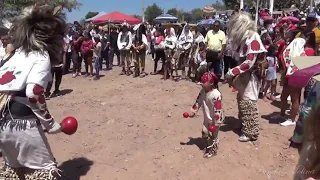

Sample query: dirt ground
[3,56,299,180]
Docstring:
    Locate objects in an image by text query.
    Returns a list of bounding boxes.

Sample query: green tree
[212,0,226,10]
[222,0,239,9]
[85,11,99,19]
[191,8,204,22]
[132,14,142,19]
[144,3,163,21]
[182,12,193,23]
[167,8,179,16]
[2,0,82,19]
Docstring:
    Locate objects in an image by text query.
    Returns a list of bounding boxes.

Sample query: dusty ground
[3,56,300,180]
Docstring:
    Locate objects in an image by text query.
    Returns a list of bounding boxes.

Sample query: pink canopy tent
[93,11,142,25]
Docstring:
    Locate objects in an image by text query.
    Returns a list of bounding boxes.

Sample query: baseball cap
[306,12,317,21]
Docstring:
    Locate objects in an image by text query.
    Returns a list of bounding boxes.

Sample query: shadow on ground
[58,157,94,180]
[261,112,287,124]
[180,137,205,150]
[220,116,242,136]
[50,89,73,99]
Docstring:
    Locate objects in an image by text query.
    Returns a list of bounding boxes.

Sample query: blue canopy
[85,11,107,22]
[154,14,178,23]
[155,14,178,20]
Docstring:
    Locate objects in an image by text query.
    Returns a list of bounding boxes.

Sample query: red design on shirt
[300,52,306,56]
[284,50,290,56]
[240,63,250,71]
[232,68,240,76]
[29,98,37,104]
[247,53,255,61]
[0,71,16,85]
[214,100,222,110]
[214,114,220,120]
[33,84,44,96]
[292,66,298,72]
[38,95,46,104]
[251,40,260,51]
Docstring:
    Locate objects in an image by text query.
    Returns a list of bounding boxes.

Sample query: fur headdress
[8,5,66,65]
[227,12,256,49]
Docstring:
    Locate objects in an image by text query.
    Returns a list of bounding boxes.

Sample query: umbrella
[198,18,225,25]
[93,11,142,25]
[262,16,274,21]
[280,16,299,23]
[154,14,178,23]
[202,6,216,13]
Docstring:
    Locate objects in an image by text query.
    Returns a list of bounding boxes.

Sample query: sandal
[203,144,217,158]
[150,72,157,75]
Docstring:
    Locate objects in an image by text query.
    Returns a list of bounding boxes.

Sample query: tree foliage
[1,0,82,19]
[132,14,142,19]
[222,0,239,9]
[212,0,226,10]
[144,3,163,21]
[167,8,179,16]
[85,11,99,19]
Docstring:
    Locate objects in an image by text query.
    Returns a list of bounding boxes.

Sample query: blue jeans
[94,56,100,76]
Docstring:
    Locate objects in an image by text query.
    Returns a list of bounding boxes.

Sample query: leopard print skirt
[202,125,220,155]
[0,164,57,180]
[237,95,259,140]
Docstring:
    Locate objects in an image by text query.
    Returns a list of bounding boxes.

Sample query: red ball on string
[61,116,78,135]
[208,125,216,132]
[183,112,189,118]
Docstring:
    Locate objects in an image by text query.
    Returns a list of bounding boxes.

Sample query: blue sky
[67,0,215,22]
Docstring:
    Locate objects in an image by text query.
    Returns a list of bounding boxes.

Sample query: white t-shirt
[0,40,6,60]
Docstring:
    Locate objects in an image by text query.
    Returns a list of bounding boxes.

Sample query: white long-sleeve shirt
[117,31,132,50]
[191,89,224,126]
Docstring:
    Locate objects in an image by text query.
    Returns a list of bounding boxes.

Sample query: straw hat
[290,56,320,87]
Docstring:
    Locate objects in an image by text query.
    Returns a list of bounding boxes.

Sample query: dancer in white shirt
[225,12,267,142]
[0,5,65,179]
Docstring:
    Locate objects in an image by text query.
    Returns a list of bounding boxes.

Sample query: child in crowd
[151,30,165,75]
[194,42,207,83]
[81,32,94,77]
[93,36,102,80]
[189,72,224,158]
[262,45,278,101]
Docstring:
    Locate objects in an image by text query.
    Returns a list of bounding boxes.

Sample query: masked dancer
[190,25,205,80]
[225,12,267,142]
[0,5,65,179]
[132,24,148,78]
[164,27,177,80]
[175,24,193,79]
[117,22,133,76]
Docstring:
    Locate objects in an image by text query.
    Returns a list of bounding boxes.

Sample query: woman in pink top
[81,32,94,77]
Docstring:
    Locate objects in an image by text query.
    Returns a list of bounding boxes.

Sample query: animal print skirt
[0,164,57,180]
[202,125,220,157]
[237,95,259,140]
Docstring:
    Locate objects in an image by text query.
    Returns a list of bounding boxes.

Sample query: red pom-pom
[61,116,78,135]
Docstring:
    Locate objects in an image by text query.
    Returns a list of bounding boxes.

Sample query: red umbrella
[262,16,274,22]
[280,16,299,23]
[202,6,216,13]
[93,11,142,25]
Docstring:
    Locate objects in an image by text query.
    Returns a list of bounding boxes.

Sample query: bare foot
[270,96,276,101]
[262,96,269,102]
